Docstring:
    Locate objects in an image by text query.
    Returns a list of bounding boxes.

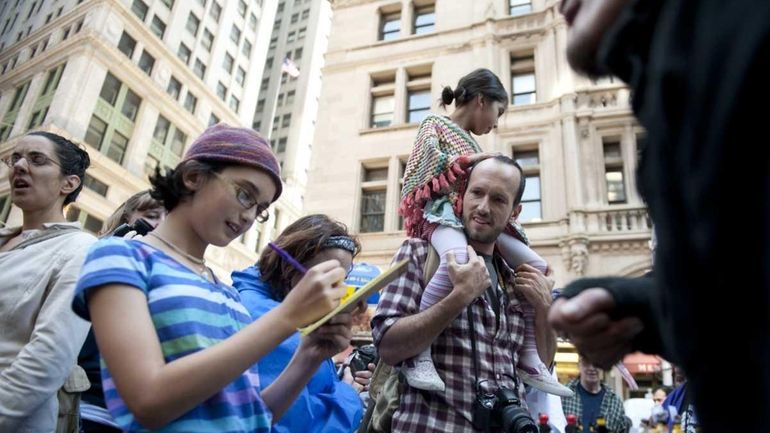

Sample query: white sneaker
[518,363,574,397]
[403,357,445,392]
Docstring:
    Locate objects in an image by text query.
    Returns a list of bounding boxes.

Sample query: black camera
[348,344,378,375]
[112,218,155,238]
[472,386,538,433]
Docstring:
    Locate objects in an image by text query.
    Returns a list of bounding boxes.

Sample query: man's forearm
[379,292,468,366]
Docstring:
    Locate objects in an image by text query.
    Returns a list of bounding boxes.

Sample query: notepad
[298,258,409,336]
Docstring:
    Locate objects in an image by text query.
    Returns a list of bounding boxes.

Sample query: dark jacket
[564,1,770,432]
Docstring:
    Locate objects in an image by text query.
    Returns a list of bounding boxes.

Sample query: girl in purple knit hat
[72,123,353,433]
[399,68,572,397]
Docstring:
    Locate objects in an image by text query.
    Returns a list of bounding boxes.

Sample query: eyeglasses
[212,172,270,223]
[3,151,62,169]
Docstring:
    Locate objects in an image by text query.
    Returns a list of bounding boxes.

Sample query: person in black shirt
[549,1,770,433]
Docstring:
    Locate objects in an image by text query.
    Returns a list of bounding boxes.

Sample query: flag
[615,362,639,391]
[281,56,300,78]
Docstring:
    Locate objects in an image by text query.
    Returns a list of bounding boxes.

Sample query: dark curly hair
[28,131,90,205]
[439,68,509,109]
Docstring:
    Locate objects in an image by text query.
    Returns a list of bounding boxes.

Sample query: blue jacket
[231,266,363,433]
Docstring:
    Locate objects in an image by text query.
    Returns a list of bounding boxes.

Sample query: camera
[472,386,538,433]
[348,344,378,375]
[112,218,155,238]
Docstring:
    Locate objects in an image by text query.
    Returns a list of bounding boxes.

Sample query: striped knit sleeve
[400,115,470,201]
[72,238,150,321]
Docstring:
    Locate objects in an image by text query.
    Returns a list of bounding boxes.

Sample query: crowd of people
[1,0,767,432]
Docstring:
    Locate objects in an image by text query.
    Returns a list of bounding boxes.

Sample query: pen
[267,242,308,274]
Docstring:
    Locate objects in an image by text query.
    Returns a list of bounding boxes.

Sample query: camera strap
[466,258,521,394]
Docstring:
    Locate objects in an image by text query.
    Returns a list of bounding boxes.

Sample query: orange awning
[623,353,662,374]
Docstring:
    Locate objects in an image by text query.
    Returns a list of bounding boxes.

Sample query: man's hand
[446,246,490,305]
[514,263,554,310]
[342,363,375,393]
[548,288,644,369]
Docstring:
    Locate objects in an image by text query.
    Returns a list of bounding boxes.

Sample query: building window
[65,207,104,234]
[514,149,542,222]
[287,31,295,43]
[249,13,258,30]
[236,66,246,86]
[406,69,431,123]
[282,114,291,127]
[301,9,309,20]
[210,1,222,21]
[160,0,174,9]
[260,78,269,91]
[603,139,626,204]
[131,0,149,21]
[230,96,240,113]
[294,47,303,60]
[216,82,227,100]
[193,59,206,79]
[230,25,241,44]
[209,113,220,126]
[242,39,252,56]
[138,50,155,75]
[511,55,536,105]
[167,76,181,99]
[150,15,166,39]
[414,6,435,34]
[509,0,532,17]
[186,13,200,37]
[183,92,197,113]
[202,28,214,51]
[360,165,388,232]
[83,174,109,196]
[149,115,187,173]
[276,137,287,153]
[269,37,277,49]
[297,27,306,40]
[177,43,192,64]
[87,73,142,164]
[238,0,247,17]
[285,90,295,105]
[0,194,12,224]
[380,12,400,41]
[117,32,136,58]
[291,13,299,24]
[27,63,65,131]
[223,53,234,73]
[370,73,395,128]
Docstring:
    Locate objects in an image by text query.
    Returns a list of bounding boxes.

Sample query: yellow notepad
[298,259,409,336]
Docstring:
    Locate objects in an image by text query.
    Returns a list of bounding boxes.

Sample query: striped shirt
[371,239,526,432]
[72,237,271,433]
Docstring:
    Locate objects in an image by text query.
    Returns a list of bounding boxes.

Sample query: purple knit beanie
[182,123,282,202]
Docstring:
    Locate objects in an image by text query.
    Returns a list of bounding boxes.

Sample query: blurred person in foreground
[549,1,770,432]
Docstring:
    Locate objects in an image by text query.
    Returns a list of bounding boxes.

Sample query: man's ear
[510,203,522,221]
[60,175,81,197]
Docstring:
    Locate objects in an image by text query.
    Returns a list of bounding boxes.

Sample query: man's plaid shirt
[371,239,526,433]
[561,379,631,432]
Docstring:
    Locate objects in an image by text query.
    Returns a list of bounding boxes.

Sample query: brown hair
[258,214,361,300]
[99,190,163,236]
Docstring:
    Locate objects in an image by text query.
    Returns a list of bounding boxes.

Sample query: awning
[623,353,662,374]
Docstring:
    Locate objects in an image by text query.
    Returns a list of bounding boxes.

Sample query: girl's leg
[497,233,574,397]
[403,226,468,392]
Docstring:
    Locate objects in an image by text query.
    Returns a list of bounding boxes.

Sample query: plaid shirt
[560,379,631,432]
[371,239,526,433]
